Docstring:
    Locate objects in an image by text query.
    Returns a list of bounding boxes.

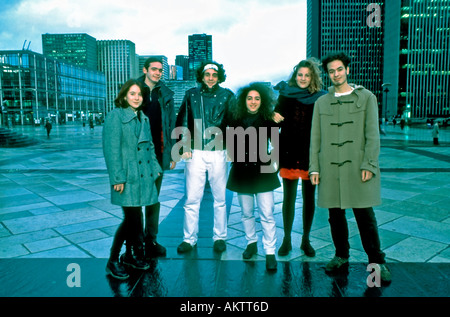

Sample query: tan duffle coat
[309,85,381,209]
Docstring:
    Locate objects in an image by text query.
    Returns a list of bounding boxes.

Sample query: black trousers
[328,207,386,264]
[282,178,316,240]
[109,206,144,259]
[144,173,163,243]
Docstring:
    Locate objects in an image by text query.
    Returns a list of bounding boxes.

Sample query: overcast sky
[0,0,307,91]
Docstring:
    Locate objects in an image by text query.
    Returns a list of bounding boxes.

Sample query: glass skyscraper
[0,50,106,126]
[188,34,212,80]
[307,0,385,109]
[307,0,449,120]
[97,40,139,112]
[42,33,98,71]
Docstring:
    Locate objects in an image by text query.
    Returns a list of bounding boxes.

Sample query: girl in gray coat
[103,79,162,279]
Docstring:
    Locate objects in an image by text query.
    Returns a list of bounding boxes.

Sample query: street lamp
[382,83,391,126]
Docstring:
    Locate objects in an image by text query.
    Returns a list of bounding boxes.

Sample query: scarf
[274,81,326,104]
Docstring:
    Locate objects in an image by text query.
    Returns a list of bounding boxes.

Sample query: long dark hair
[234,83,274,121]
[114,79,144,108]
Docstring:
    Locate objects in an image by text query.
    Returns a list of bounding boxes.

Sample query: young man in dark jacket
[137,57,176,259]
[174,61,235,254]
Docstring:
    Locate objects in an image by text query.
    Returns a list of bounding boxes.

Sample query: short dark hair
[234,83,274,121]
[114,79,144,108]
[195,60,226,84]
[143,57,163,70]
[321,52,351,73]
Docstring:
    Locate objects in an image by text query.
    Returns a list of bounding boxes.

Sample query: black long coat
[226,113,280,194]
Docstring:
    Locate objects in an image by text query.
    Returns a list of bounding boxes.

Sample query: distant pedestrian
[89,117,94,129]
[226,83,279,271]
[44,119,52,137]
[103,79,162,280]
[432,121,439,145]
[392,117,397,128]
[309,52,391,284]
[400,118,405,130]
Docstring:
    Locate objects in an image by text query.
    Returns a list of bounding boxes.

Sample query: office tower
[396,0,449,120]
[165,80,197,114]
[138,55,169,81]
[307,0,385,109]
[0,50,106,125]
[175,55,189,80]
[42,33,98,71]
[170,65,183,80]
[97,40,138,112]
[188,34,212,80]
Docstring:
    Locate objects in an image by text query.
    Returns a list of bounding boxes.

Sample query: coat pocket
[127,161,139,184]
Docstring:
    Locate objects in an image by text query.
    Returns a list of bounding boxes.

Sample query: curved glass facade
[0,50,106,126]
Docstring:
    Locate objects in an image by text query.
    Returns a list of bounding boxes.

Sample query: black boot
[278,237,292,256]
[121,243,150,270]
[242,242,258,260]
[106,258,129,280]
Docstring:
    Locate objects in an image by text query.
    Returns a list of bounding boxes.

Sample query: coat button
[139,161,142,164]
[141,174,144,178]
[138,147,141,151]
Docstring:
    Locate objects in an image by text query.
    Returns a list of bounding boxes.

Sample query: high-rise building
[166,80,197,114]
[188,34,212,80]
[175,55,189,81]
[0,50,106,126]
[97,40,138,112]
[307,0,385,111]
[307,0,450,121]
[395,0,449,120]
[138,55,169,81]
[42,33,98,71]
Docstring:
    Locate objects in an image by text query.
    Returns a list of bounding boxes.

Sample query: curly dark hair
[321,52,351,73]
[114,79,145,108]
[195,60,226,84]
[234,83,275,121]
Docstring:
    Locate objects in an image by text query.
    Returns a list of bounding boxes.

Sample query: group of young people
[102,52,391,284]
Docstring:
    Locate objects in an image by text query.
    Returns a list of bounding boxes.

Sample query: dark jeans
[144,173,163,243]
[282,178,316,241]
[109,206,144,259]
[328,207,385,264]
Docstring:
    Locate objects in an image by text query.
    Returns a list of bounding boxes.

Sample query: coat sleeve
[102,110,126,185]
[360,93,380,175]
[309,101,321,174]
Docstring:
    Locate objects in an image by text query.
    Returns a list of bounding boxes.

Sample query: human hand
[362,170,373,182]
[114,183,124,194]
[310,174,320,185]
[170,161,176,170]
[272,112,284,123]
[181,152,192,160]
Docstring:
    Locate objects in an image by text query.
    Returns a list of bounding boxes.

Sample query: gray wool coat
[103,107,162,207]
[309,85,381,209]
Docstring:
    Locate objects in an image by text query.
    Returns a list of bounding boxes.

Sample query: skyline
[0,0,307,92]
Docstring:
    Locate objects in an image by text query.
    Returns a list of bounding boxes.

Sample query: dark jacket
[138,76,176,170]
[226,112,280,194]
[175,84,235,151]
[274,82,326,171]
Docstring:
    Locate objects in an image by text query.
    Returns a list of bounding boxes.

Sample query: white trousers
[183,150,228,245]
[238,192,277,255]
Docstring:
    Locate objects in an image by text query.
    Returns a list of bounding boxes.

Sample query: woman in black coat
[226,83,280,271]
[273,59,326,257]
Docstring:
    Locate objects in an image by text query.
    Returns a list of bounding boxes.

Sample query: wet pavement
[0,123,449,304]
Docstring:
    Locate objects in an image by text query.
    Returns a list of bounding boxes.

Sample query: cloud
[0,0,307,91]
